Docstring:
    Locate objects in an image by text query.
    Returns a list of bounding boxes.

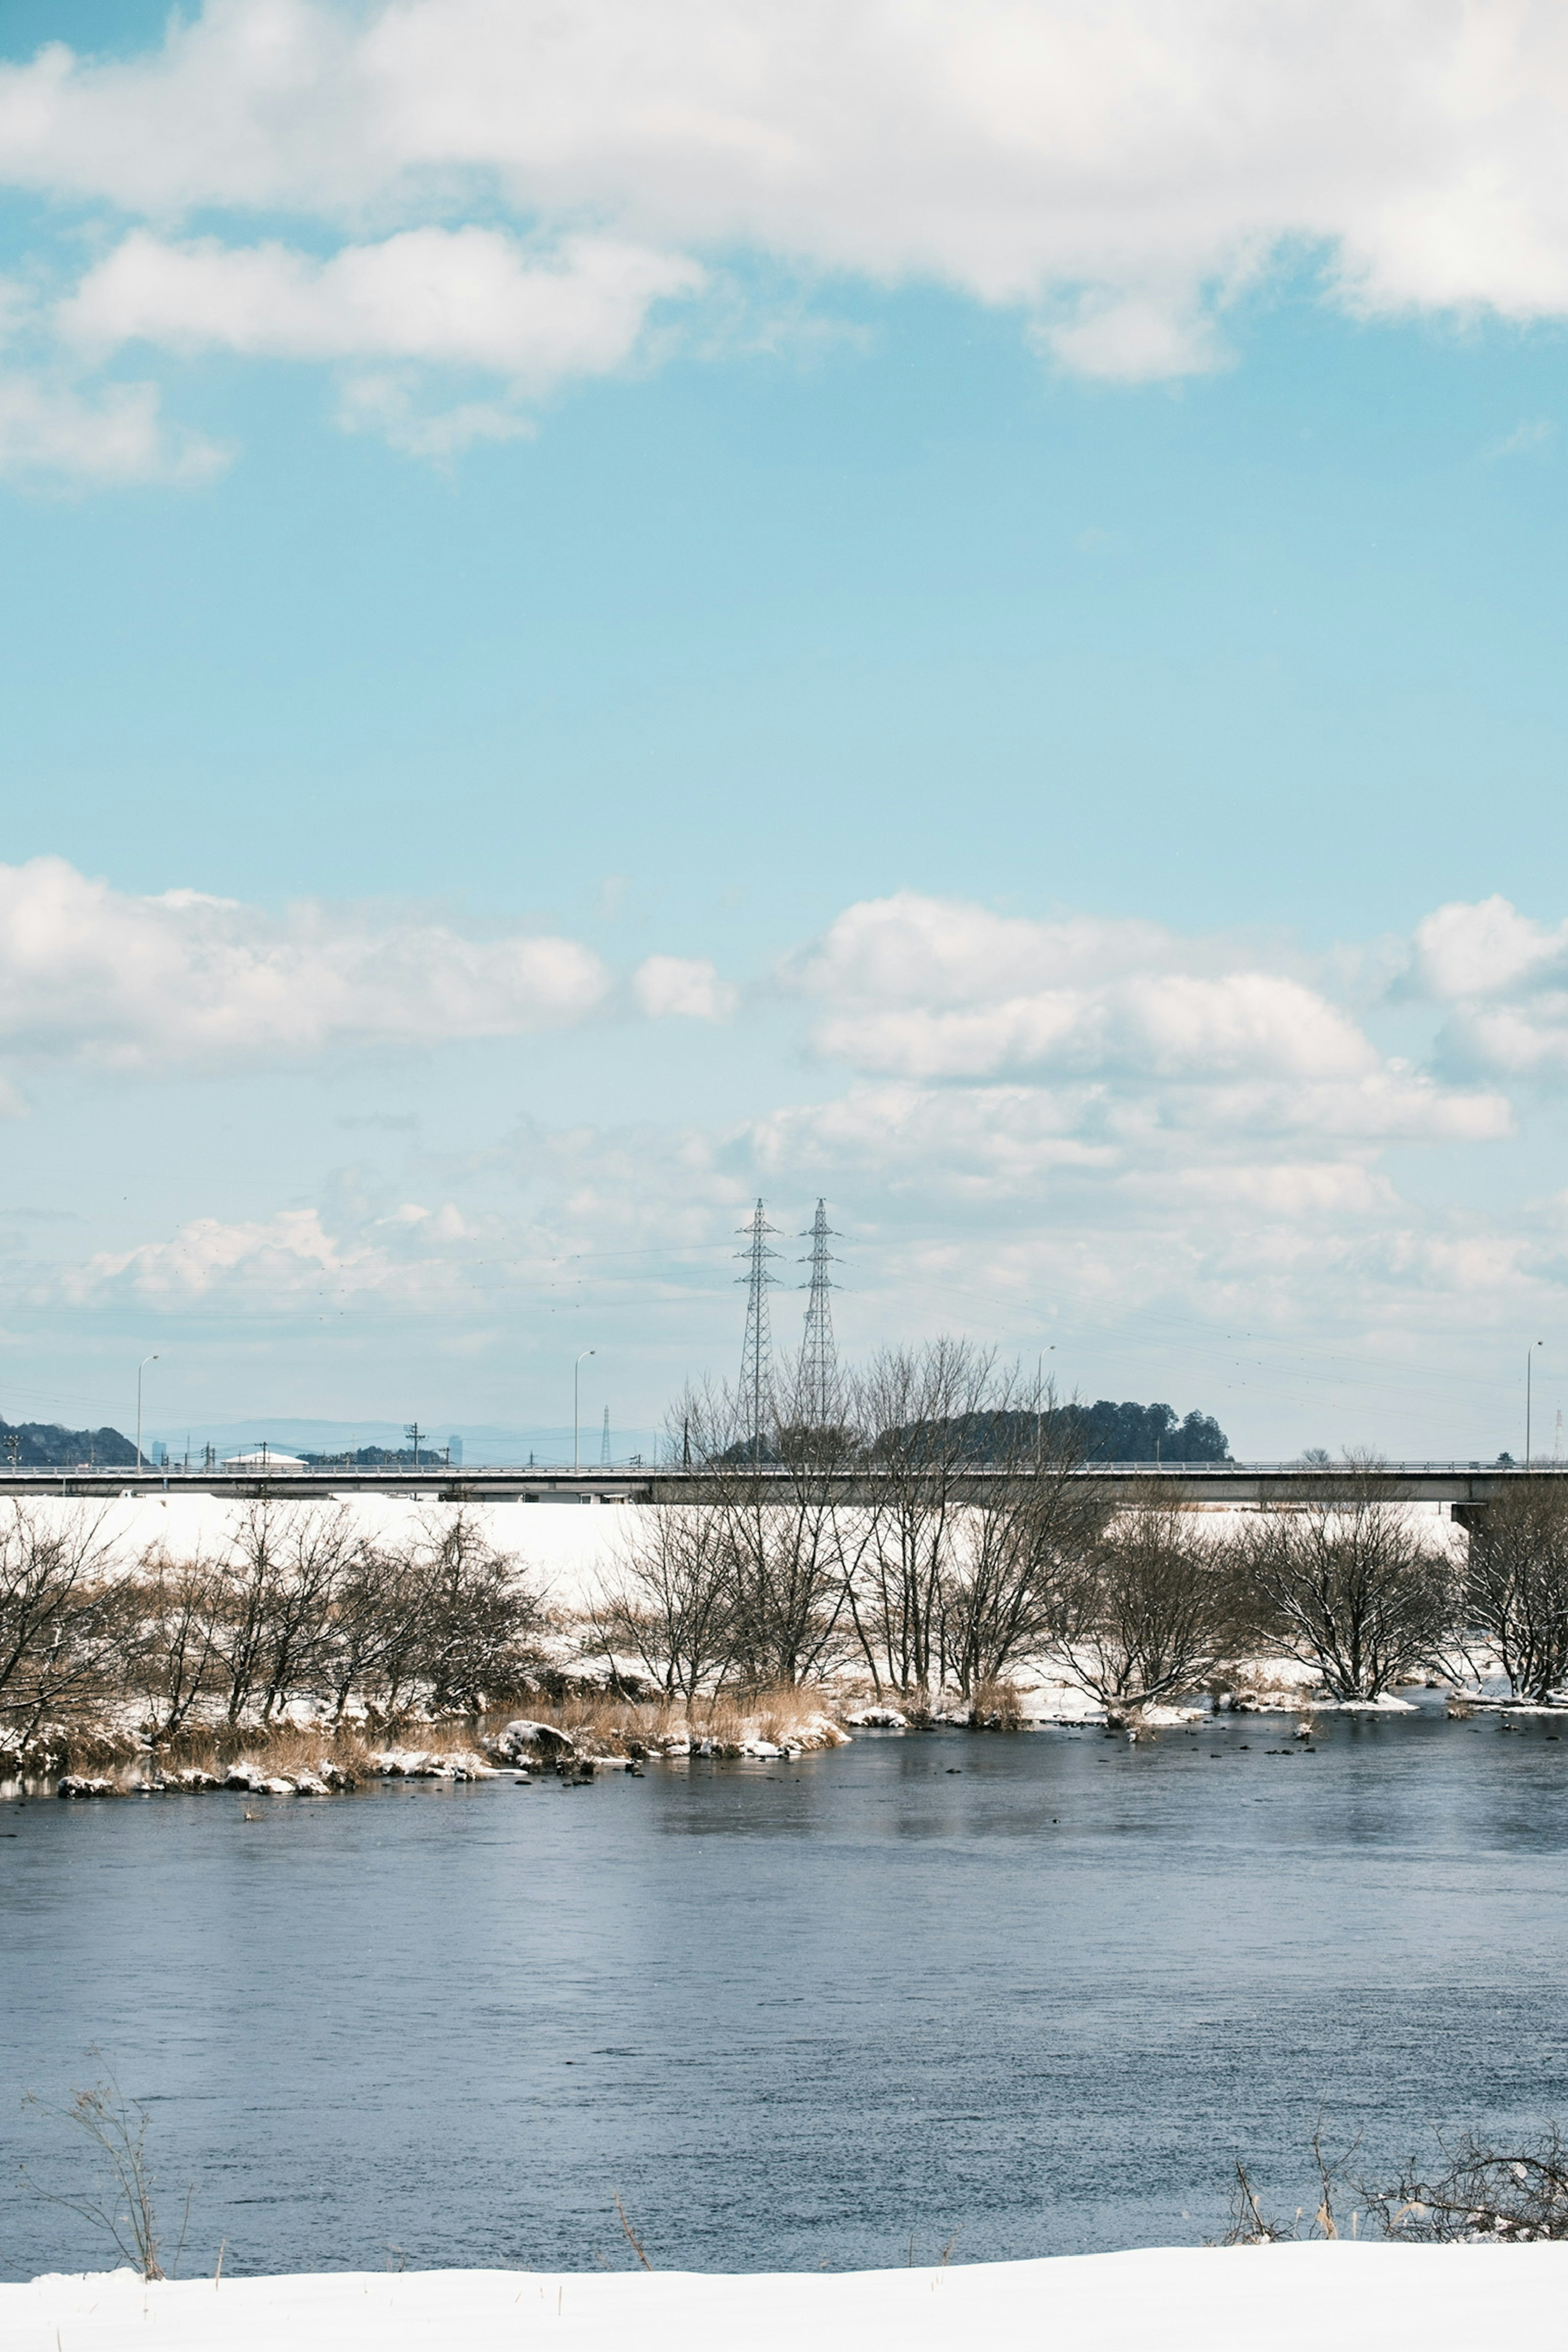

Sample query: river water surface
[4,1705,1568,2278]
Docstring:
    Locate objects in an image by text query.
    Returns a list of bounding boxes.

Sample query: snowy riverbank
[7,2245,1565,2352]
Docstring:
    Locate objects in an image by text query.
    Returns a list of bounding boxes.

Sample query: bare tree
[0,1505,126,1746]
[209,1503,357,1724]
[321,1538,434,1722]
[209,1501,286,1726]
[415,1510,543,1712]
[1464,1484,1568,1701]
[847,1338,1000,1698]
[127,1550,228,1747]
[941,1396,1107,1698]
[1239,1458,1457,1700]
[1051,1498,1241,1714]
[254,1506,357,1722]
[592,1506,737,1701]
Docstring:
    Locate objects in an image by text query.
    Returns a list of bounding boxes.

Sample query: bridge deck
[0,1461,1553,1506]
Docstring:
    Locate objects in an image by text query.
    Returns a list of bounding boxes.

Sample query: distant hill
[872,1400,1230,1466]
[300,1445,456,1470]
[0,1415,138,1468]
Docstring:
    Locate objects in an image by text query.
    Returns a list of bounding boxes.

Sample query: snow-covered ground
[6,1490,648,1613]
[5,2245,1564,2352]
[16,1491,1469,1626]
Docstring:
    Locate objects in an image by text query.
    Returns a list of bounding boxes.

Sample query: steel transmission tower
[736,1198,783,1454]
[799,1200,840,1425]
[600,1406,611,1468]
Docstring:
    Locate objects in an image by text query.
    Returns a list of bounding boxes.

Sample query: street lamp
[136,1353,160,1472]
[573,1348,597,1475]
[1527,1339,1544,1467]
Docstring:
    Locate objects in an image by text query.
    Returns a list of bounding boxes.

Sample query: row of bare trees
[0,1502,543,1752]
[597,1342,1552,1712]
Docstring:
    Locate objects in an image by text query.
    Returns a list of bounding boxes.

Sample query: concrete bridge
[0,1459,1557,1510]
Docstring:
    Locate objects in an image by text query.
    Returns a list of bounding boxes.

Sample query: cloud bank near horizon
[7,1,1568,474]
[28,871,1568,1444]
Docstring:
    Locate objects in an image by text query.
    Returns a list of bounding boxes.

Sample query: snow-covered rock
[845,1706,908,1729]
[489,1718,575,1762]
[55,1775,118,1799]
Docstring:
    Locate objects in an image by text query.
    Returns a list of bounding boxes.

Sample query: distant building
[221,1447,308,1468]
[448,1434,463,1466]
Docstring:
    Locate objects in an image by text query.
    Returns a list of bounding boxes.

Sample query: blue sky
[2,0,1568,1460]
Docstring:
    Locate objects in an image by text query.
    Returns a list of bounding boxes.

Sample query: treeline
[0,1416,137,1469]
[1069,1399,1229,1463]
[0,1503,543,1758]
[600,1341,1559,1712]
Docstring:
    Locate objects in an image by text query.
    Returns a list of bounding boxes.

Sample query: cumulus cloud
[0,368,226,488]
[632,954,737,1021]
[62,227,704,389]
[1407,895,1568,1078]
[790,892,1507,1141]
[0,855,613,1068]
[2,0,1568,434]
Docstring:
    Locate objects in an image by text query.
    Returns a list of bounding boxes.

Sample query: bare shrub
[1238,1459,1458,1700]
[1051,1499,1242,1715]
[1370,2126,1568,2241]
[23,2056,191,2279]
[1226,2122,1568,2245]
[1465,1485,1568,1701]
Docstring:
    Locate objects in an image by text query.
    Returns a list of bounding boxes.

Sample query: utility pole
[574,1350,596,1474]
[405,1421,423,1468]
[1526,1343,1542,1467]
[136,1353,159,1472]
[736,1200,782,1463]
[797,1200,840,1428]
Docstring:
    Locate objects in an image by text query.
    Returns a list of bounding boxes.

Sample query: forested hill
[1067,1399,1229,1463]
[871,1400,1232,1466]
[0,1416,137,1467]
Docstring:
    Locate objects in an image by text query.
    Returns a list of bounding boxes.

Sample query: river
[4,1703,1567,2278]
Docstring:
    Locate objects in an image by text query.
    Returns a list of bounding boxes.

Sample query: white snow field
[6,2244,1564,2352]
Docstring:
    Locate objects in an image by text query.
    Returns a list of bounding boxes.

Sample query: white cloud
[5,0,1568,411]
[62,227,704,390]
[1407,896,1568,1079]
[791,893,1508,1139]
[633,954,737,1021]
[1410,895,1568,1000]
[0,368,226,488]
[0,855,612,1068]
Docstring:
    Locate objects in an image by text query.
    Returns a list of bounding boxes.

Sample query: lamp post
[573,1348,596,1475]
[136,1353,160,1472]
[1527,1339,1543,1467]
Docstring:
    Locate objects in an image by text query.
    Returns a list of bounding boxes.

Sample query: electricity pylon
[736,1198,783,1458]
[798,1200,840,1427]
